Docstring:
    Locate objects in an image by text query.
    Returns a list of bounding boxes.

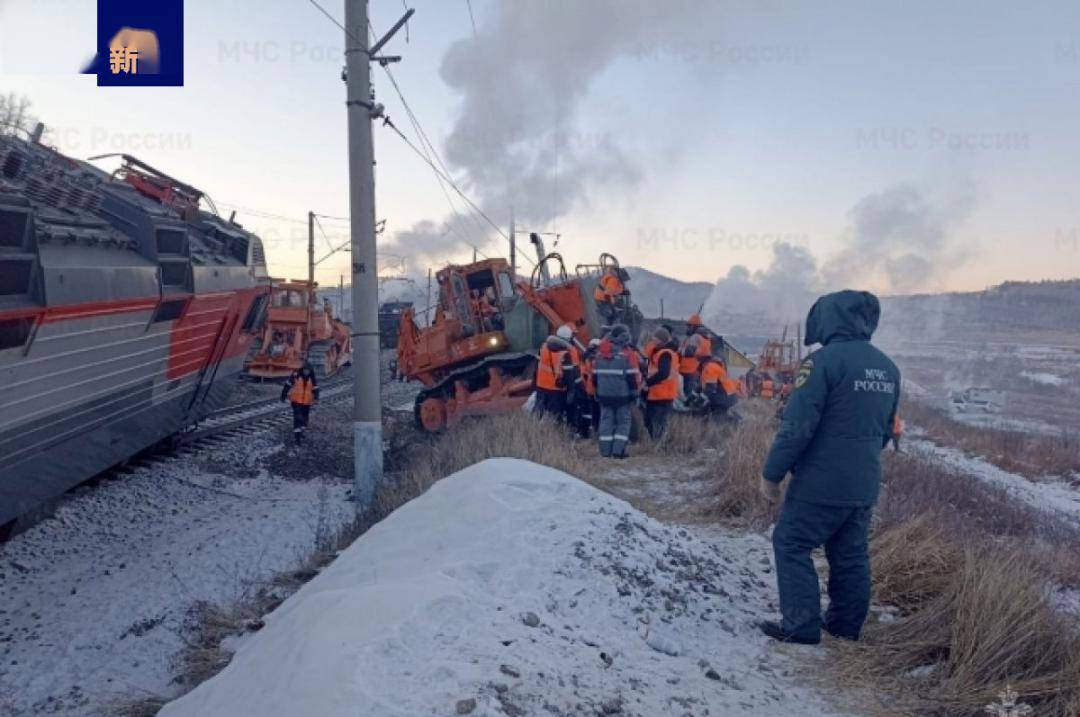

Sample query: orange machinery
[748,325,801,396]
[246,280,352,379]
[397,245,641,432]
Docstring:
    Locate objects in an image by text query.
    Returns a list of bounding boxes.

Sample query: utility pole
[509,207,516,279]
[339,274,344,320]
[343,0,413,508]
[306,210,315,359]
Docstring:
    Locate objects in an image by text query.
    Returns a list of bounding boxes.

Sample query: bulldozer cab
[437,259,516,335]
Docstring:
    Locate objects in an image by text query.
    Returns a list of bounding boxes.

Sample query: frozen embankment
[160,459,849,717]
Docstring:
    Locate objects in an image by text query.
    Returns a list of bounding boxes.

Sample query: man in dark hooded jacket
[758,291,900,645]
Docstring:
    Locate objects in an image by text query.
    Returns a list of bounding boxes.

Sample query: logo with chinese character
[84,0,183,86]
[984,685,1033,716]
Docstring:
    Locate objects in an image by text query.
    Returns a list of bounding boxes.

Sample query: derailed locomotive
[0,130,270,527]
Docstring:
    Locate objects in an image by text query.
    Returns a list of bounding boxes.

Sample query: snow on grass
[0,434,355,716]
[1020,370,1067,387]
[160,459,852,717]
[907,438,1080,524]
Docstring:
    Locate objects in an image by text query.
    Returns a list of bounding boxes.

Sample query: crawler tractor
[397,240,641,432]
[246,280,352,379]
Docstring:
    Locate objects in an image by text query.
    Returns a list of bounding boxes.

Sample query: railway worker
[535,325,576,422]
[578,338,602,437]
[758,290,901,645]
[761,376,775,400]
[641,323,674,362]
[679,316,712,396]
[594,267,626,325]
[643,326,680,440]
[281,362,320,444]
[593,324,640,458]
[699,356,740,422]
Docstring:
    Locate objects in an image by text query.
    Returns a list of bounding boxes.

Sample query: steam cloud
[382,0,724,268]
[703,182,978,326]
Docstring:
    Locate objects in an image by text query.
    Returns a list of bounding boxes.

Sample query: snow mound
[160,459,846,716]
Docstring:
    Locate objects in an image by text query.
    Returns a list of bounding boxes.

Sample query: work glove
[759,476,781,504]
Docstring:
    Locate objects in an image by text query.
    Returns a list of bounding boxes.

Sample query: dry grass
[701,408,779,529]
[380,412,589,513]
[831,450,1080,715]
[903,399,1080,479]
[838,545,1080,716]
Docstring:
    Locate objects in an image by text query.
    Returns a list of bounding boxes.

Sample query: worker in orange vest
[280,362,319,444]
[644,326,680,440]
[699,356,740,422]
[535,324,577,422]
[579,338,602,436]
[594,268,626,325]
[761,377,775,400]
[679,315,712,396]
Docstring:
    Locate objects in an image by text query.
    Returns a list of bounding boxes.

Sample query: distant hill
[878,279,1080,341]
[623,266,713,320]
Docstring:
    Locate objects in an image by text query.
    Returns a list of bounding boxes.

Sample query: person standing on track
[281,362,319,444]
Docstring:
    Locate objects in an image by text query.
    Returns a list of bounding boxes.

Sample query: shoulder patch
[794,358,814,388]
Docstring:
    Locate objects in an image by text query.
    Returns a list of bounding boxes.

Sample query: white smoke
[703,182,978,327]
[383,0,726,266]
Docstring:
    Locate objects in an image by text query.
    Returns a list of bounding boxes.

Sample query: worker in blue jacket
[758,290,900,645]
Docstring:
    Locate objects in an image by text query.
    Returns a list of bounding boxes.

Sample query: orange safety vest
[647,347,680,402]
[582,355,597,396]
[537,344,567,392]
[642,338,658,359]
[761,379,774,400]
[288,376,315,405]
[679,335,712,376]
[701,361,738,395]
[593,273,624,303]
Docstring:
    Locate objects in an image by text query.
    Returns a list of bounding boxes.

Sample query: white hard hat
[589,338,601,347]
[556,324,574,340]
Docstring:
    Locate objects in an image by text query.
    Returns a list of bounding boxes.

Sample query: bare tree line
[0,92,36,136]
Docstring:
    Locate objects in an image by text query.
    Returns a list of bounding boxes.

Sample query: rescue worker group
[287,288,903,647]
[534,314,742,458]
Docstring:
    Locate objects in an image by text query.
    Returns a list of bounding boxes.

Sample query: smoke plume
[383,0,723,266]
[703,182,978,326]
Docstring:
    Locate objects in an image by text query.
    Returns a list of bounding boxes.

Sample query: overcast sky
[2,0,1079,293]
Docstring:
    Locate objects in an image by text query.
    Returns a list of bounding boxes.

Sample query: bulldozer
[245,279,352,380]
[396,236,641,432]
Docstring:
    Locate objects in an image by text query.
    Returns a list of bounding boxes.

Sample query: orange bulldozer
[246,280,352,380]
[397,238,641,432]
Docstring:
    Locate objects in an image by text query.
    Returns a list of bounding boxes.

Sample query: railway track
[179,376,354,445]
[0,376,356,540]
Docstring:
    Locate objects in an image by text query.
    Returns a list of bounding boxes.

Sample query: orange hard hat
[688,314,703,327]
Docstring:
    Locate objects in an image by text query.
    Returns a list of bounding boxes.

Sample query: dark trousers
[571,389,595,438]
[291,402,311,443]
[644,400,673,440]
[772,497,873,641]
[598,402,632,457]
[706,393,739,421]
[536,388,567,422]
[681,373,699,396]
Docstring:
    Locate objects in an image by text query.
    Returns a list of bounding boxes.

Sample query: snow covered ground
[0,434,356,716]
[906,437,1080,524]
[160,459,854,717]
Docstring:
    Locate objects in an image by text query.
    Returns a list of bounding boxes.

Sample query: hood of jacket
[804,290,880,346]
